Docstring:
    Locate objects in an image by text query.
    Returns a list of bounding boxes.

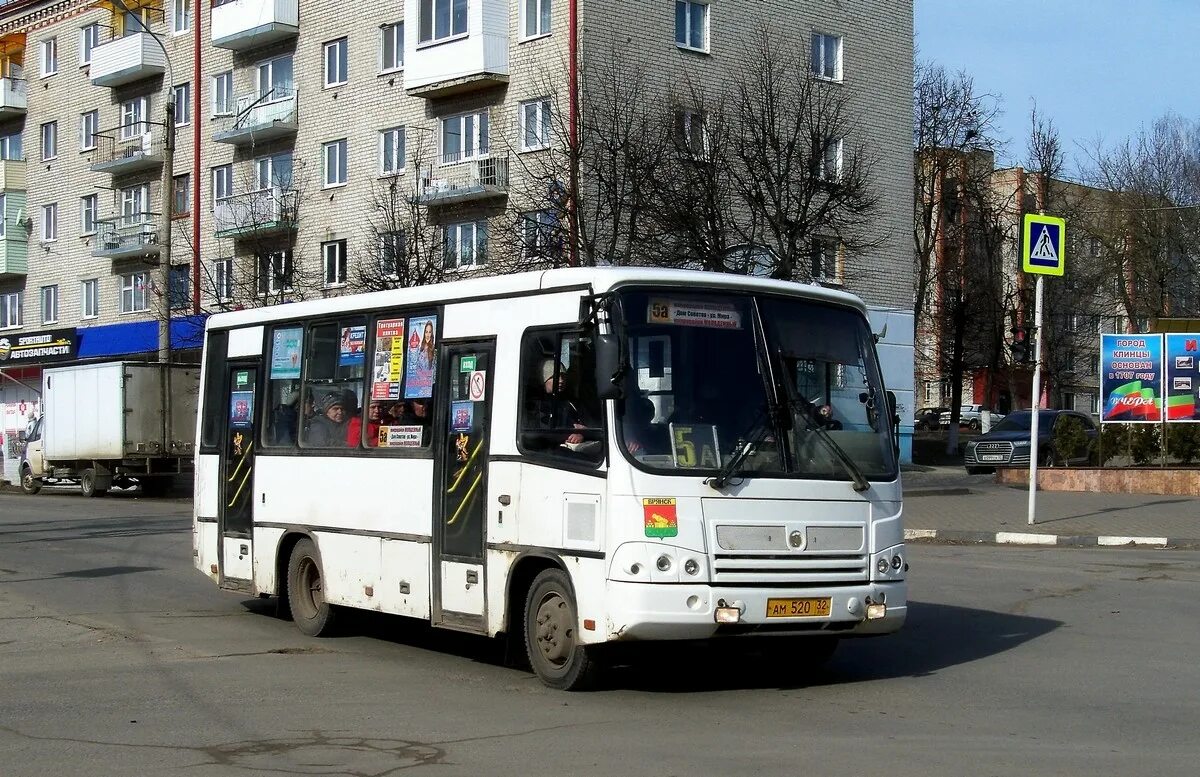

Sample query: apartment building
[0,0,915,418]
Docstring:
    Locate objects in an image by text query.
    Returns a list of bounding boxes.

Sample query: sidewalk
[901,466,1200,549]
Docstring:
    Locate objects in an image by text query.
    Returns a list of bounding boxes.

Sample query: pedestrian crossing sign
[1023,213,1066,276]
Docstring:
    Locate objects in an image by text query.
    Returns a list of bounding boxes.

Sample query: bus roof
[204,267,869,331]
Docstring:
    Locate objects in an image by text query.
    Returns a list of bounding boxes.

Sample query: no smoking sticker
[469,371,486,402]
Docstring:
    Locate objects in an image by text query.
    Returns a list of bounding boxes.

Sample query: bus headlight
[872,544,907,581]
[877,558,889,574]
[683,558,700,576]
[609,543,709,583]
[656,554,672,572]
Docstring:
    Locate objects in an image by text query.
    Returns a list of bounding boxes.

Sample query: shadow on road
[0,514,186,543]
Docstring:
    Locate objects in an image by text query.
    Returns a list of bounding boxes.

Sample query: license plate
[979,454,1005,462]
[765,597,832,618]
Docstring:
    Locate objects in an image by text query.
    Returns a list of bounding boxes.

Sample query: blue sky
[915,0,1200,172]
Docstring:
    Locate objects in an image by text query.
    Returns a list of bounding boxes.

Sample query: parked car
[940,404,1005,431]
[963,410,1098,473]
[914,406,949,431]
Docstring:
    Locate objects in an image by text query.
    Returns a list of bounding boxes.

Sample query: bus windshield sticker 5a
[648,299,742,330]
[643,498,678,538]
[379,425,423,448]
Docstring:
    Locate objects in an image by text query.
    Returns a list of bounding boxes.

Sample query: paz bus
[193,267,907,689]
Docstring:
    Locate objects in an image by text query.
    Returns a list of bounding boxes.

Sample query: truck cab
[19,416,45,493]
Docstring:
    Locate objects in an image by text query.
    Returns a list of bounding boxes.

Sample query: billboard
[1164,334,1200,422]
[1100,334,1163,423]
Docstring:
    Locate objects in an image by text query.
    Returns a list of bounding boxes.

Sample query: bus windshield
[616,289,897,481]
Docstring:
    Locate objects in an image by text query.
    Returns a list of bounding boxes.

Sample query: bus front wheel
[524,569,599,691]
[287,538,339,637]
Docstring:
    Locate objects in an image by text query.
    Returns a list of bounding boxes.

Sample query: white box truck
[19,362,199,497]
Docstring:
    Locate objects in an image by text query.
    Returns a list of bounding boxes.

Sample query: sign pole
[1027,275,1045,526]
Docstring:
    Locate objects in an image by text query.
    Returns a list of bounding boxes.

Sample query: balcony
[214,188,298,239]
[213,89,298,146]
[418,156,509,206]
[0,157,26,191]
[91,214,161,261]
[404,0,508,98]
[90,32,166,88]
[212,0,299,51]
[90,128,164,175]
[0,187,28,280]
[0,77,26,117]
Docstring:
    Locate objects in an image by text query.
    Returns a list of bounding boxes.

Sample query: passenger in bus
[270,388,300,445]
[622,396,669,456]
[306,393,349,447]
[346,401,384,447]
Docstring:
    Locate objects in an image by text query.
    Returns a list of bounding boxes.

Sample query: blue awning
[76,315,208,359]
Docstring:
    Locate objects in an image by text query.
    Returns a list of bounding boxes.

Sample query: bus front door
[433,341,494,632]
[218,363,258,586]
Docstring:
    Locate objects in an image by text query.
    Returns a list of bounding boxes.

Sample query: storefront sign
[0,329,78,364]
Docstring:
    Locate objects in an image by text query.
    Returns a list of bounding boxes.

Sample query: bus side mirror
[594,333,623,400]
[887,391,900,455]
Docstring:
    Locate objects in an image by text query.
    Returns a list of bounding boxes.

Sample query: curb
[904,528,1198,550]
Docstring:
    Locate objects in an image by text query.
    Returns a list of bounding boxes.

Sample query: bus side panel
[252,526,285,594]
[513,464,605,552]
[379,539,431,620]
[194,521,219,582]
[194,453,220,578]
[315,532,383,611]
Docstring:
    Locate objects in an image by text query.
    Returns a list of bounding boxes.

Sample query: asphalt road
[2,491,1198,777]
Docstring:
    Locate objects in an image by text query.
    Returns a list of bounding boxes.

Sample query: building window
[172,83,191,126]
[173,174,190,216]
[40,121,57,161]
[40,285,59,324]
[419,0,469,44]
[323,240,348,287]
[324,37,349,88]
[257,55,293,100]
[40,37,57,76]
[522,0,552,39]
[171,0,191,34]
[214,258,233,302]
[169,265,190,310]
[441,111,488,164]
[80,110,98,151]
[258,251,294,296]
[380,127,405,175]
[815,136,842,181]
[255,153,293,190]
[521,211,560,261]
[810,238,840,281]
[379,231,406,278]
[120,272,149,313]
[323,139,348,187]
[120,97,149,140]
[212,164,232,204]
[80,24,100,66]
[444,221,487,269]
[0,194,5,239]
[811,33,842,80]
[80,194,97,235]
[674,108,706,154]
[520,98,552,151]
[381,22,404,72]
[212,71,233,116]
[120,185,148,224]
[674,2,708,52]
[0,291,21,328]
[0,133,22,161]
[81,279,99,319]
[41,203,58,242]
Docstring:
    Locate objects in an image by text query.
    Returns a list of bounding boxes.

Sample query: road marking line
[996,532,1057,545]
[1097,536,1169,547]
[904,529,938,540]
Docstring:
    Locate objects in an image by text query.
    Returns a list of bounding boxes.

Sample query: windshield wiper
[706,413,773,490]
[789,399,871,492]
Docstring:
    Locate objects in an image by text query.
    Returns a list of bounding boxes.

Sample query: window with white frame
[815,136,842,181]
[0,133,22,161]
[0,291,21,328]
[522,0,552,39]
[40,285,58,324]
[256,55,293,100]
[810,33,842,80]
[81,279,99,319]
[120,97,149,140]
[674,2,708,52]
[173,83,191,126]
[212,71,233,116]
[173,173,190,216]
[520,98,552,151]
[254,153,293,190]
[258,250,294,295]
[80,194,97,235]
[441,111,488,164]
[41,203,58,241]
[521,210,560,261]
[169,266,190,310]
[380,127,405,175]
[323,139,348,187]
[381,22,404,72]
[324,37,348,87]
[214,258,233,302]
[810,237,840,281]
[80,110,98,151]
[212,164,232,204]
[171,0,191,34]
[674,108,706,154]
[323,240,348,287]
[443,221,487,269]
[120,185,148,224]
[120,272,149,313]
[419,0,469,44]
[40,121,57,160]
[80,24,100,66]
[40,37,57,76]
[379,231,405,278]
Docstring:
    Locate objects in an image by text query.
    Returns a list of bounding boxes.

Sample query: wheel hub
[534,594,573,666]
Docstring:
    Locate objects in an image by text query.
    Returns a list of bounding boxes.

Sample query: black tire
[20,464,41,495]
[80,468,101,498]
[287,538,339,637]
[524,569,599,691]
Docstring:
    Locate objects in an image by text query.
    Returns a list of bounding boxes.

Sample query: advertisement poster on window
[1164,333,1200,421]
[371,318,406,400]
[1100,333,1163,423]
[339,325,366,367]
[404,315,438,398]
[270,327,303,379]
[230,391,254,428]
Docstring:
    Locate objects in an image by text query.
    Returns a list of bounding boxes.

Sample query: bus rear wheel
[287,538,339,637]
[524,569,599,691]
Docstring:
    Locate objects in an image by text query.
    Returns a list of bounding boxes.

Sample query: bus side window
[200,330,228,451]
[263,325,304,448]
[518,328,604,464]
[299,318,367,449]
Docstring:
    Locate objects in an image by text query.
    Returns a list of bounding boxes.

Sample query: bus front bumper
[601,580,906,642]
